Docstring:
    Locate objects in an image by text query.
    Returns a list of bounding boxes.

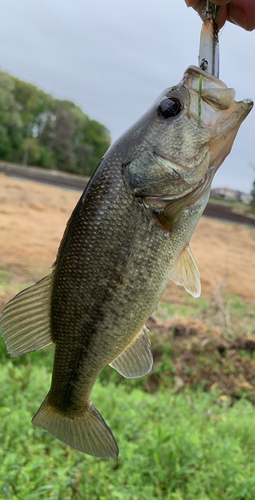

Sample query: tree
[0,72,22,160]
[250,181,255,213]
[0,70,111,175]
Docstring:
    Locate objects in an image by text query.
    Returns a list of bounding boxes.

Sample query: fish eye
[157,98,182,119]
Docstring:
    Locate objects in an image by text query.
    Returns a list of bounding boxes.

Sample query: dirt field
[0,174,254,308]
[1,174,255,400]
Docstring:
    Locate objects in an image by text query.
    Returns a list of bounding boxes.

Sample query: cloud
[0,0,254,192]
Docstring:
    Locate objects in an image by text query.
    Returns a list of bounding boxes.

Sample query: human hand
[185,0,255,31]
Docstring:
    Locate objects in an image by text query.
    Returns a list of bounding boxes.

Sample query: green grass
[209,196,255,220]
[0,267,34,320]
[157,291,255,337]
[1,291,255,499]
[1,360,255,500]
[156,295,212,320]
[209,196,244,207]
[0,269,14,290]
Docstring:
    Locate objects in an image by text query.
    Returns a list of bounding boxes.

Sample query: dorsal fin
[0,273,54,357]
[169,245,201,298]
[109,326,153,378]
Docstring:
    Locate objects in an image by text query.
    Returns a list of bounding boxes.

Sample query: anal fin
[169,245,201,298]
[0,273,54,357]
[109,325,153,378]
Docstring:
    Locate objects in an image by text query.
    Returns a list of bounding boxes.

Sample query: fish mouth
[184,65,253,132]
[143,67,254,228]
[184,65,228,91]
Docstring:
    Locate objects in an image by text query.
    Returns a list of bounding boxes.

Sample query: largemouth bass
[1,66,253,458]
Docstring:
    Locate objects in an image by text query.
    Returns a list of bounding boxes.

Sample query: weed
[1,285,255,498]
[1,364,255,499]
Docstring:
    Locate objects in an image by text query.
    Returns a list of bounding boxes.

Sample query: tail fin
[32,396,118,458]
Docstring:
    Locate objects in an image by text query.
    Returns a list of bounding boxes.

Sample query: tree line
[0,70,111,176]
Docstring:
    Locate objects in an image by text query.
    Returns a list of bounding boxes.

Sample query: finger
[184,0,200,6]
[227,0,255,31]
[208,0,230,5]
[216,5,228,28]
[185,0,229,7]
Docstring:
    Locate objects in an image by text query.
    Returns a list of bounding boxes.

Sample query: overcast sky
[0,0,254,192]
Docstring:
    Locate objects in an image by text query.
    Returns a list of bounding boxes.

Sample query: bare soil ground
[1,174,255,400]
[0,174,254,301]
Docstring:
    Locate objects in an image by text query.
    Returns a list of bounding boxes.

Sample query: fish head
[130,65,253,206]
[128,66,253,299]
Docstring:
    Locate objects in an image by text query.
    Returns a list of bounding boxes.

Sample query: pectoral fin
[157,196,189,229]
[0,273,54,357]
[109,326,153,378]
[170,245,201,298]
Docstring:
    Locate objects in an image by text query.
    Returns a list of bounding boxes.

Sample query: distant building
[211,187,252,205]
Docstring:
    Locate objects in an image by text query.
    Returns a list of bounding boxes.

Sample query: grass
[0,269,14,295]
[96,291,255,400]
[1,359,255,500]
[0,267,34,316]
[156,295,213,320]
[1,288,255,499]
[209,196,243,206]
[209,196,255,219]
[157,291,255,338]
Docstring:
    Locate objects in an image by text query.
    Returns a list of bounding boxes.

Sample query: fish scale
[1,65,252,458]
[49,158,177,416]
